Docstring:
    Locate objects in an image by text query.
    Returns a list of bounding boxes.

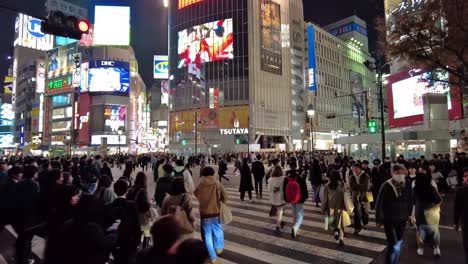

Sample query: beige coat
[194,176,227,218]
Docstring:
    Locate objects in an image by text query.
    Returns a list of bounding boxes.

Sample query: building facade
[168,0,305,153]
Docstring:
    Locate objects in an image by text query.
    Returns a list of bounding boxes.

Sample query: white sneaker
[417,248,424,256]
[433,247,441,258]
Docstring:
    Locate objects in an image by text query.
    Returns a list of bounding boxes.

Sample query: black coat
[455,185,468,230]
[0,177,17,226]
[251,161,265,179]
[11,179,40,231]
[218,161,228,175]
[239,165,254,192]
[155,176,174,207]
[375,179,412,225]
[100,166,112,178]
[104,198,141,249]
[309,164,323,186]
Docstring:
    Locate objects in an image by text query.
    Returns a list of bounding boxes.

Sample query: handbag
[365,192,374,203]
[174,194,194,234]
[343,189,354,214]
[269,205,278,217]
[424,205,441,225]
[217,183,233,225]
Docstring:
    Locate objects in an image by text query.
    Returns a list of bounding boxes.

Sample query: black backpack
[174,169,185,178]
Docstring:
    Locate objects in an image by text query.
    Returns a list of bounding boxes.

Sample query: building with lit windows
[305,19,376,154]
[168,0,306,153]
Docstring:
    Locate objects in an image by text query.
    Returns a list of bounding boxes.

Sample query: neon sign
[178,0,203,10]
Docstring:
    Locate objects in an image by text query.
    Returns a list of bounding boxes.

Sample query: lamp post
[118,129,123,155]
[300,128,304,151]
[307,104,315,154]
[65,135,71,157]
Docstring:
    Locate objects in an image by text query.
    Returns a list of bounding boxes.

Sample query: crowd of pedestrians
[0,151,467,264]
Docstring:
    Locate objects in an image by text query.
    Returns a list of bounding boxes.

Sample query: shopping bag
[344,190,354,214]
[365,192,374,203]
[342,210,352,227]
[220,201,233,225]
[269,205,278,217]
[424,205,440,225]
[324,216,330,231]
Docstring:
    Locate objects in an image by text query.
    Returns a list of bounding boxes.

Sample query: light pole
[65,135,71,157]
[307,104,315,154]
[118,129,123,155]
[300,128,304,151]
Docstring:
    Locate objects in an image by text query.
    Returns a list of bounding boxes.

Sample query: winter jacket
[173,166,195,193]
[349,172,370,204]
[194,176,227,218]
[155,174,174,207]
[268,176,286,206]
[161,193,194,225]
[251,161,265,179]
[239,165,254,192]
[375,179,412,225]
[104,197,141,249]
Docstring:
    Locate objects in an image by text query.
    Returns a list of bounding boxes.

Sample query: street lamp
[118,129,123,155]
[65,135,72,157]
[307,104,315,154]
[300,128,304,151]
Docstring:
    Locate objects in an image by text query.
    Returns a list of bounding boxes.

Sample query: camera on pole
[41,11,91,40]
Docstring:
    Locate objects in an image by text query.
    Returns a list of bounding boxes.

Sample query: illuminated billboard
[36,59,46,93]
[154,55,169,79]
[46,74,73,94]
[178,19,234,68]
[161,80,169,105]
[388,69,462,127]
[87,60,130,94]
[307,25,317,91]
[0,104,14,126]
[46,43,79,78]
[178,0,204,9]
[94,6,130,46]
[14,14,54,51]
[104,105,126,132]
[260,0,282,75]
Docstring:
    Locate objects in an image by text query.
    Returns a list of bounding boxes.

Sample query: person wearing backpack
[174,159,195,194]
[283,169,308,238]
[161,177,195,238]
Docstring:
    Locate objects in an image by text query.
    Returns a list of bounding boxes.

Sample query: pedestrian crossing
[192,183,388,264]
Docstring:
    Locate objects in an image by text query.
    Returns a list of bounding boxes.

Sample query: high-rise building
[168,0,306,153]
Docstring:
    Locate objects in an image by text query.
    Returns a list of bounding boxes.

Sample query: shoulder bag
[174,194,194,234]
[217,183,232,225]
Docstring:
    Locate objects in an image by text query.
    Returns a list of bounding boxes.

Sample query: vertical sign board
[154,55,169,79]
[14,14,54,51]
[260,0,282,75]
[36,59,46,93]
[307,25,317,91]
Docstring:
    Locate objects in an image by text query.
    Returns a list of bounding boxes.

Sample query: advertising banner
[78,93,90,146]
[177,19,234,68]
[36,59,46,93]
[199,109,219,129]
[104,105,126,132]
[178,0,204,9]
[170,111,196,133]
[260,0,282,75]
[87,60,130,94]
[209,88,220,109]
[388,69,462,127]
[46,74,73,94]
[350,71,365,119]
[154,55,169,79]
[45,0,88,18]
[161,80,169,105]
[46,43,79,78]
[31,107,40,134]
[94,6,130,46]
[219,106,249,129]
[307,25,317,91]
[14,14,54,51]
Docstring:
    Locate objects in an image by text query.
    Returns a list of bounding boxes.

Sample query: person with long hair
[268,165,286,232]
[127,172,151,221]
[161,177,194,238]
[413,172,442,257]
[322,170,349,246]
[94,175,117,205]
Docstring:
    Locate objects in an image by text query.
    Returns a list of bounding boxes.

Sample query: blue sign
[307,25,317,91]
[154,55,169,79]
[20,125,24,147]
[329,22,367,37]
[27,19,46,38]
[55,36,77,46]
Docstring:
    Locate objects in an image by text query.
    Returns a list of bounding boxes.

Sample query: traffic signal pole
[378,63,386,160]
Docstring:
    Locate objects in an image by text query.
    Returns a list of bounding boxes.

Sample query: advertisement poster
[78,93,90,146]
[104,105,126,132]
[14,14,54,51]
[88,60,130,94]
[307,25,317,91]
[178,19,234,68]
[94,6,130,46]
[46,74,73,94]
[36,59,45,93]
[178,0,204,9]
[260,0,282,75]
[388,69,462,127]
[46,43,79,78]
[350,71,365,119]
[219,106,249,129]
[161,80,169,105]
[209,88,220,109]
[154,55,169,79]
[199,109,219,129]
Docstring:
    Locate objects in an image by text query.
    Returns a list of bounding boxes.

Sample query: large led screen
[388,69,462,127]
[260,0,282,75]
[178,19,234,68]
[104,105,126,132]
[94,6,130,46]
[88,61,130,94]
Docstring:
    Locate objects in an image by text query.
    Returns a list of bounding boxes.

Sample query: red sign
[78,93,91,146]
[178,0,204,9]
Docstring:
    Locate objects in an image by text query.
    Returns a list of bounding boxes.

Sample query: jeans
[312,184,321,204]
[384,221,406,264]
[254,177,264,197]
[291,203,304,232]
[200,217,224,260]
[418,224,440,247]
[275,205,285,227]
[353,202,369,231]
[240,191,252,201]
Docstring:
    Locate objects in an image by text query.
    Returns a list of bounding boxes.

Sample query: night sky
[0,0,383,89]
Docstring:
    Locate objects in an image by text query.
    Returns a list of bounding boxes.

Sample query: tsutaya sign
[220,128,249,135]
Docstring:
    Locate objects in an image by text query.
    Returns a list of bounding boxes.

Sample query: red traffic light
[78,19,90,33]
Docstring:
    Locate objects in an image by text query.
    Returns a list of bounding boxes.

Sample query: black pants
[353,202,369,231]
[240,191,252,201]
[254,177,264,198]
[463,229,468,264]
[384,221,406,264]
[13,225,35,264]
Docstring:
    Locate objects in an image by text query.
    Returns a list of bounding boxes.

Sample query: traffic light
[368,120,377,134]
[235,136,241,145]
[181,139,187,146]
[41,11,91,40]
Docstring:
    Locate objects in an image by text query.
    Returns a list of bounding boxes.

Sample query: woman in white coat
[268,165,286,232]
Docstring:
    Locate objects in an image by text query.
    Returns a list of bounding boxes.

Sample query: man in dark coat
[217,157,229,183]
[349,163,371,235]
[11,165,40,264]
[239,158,254,202]
[105,180,141,264]
[455,167,468,263]
[0,166,23,229]
[251,155,265,198]
[309,158,323,207]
